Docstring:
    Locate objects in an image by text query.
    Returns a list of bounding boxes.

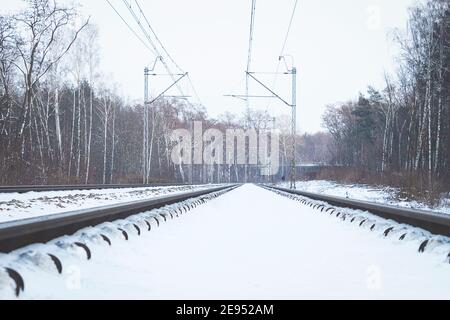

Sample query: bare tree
[13,0,88,160]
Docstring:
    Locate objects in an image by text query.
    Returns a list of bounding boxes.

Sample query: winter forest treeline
[1,0,450,193]
[0,0,325,185]
[322,0,450,194]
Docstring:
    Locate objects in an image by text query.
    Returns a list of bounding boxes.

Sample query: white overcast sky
[1,0,416,133]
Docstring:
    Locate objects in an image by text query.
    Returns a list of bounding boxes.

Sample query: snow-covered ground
[279,180,450,215]
[1,184,448,300]
[0,185,218,223]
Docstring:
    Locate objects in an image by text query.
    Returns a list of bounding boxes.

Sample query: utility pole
[271,116,276,184]
[142,56,188,185]
[143,67,149,184]
[290,67,297,190]
[240,62,298,189]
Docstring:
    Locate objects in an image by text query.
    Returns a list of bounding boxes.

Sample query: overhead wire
[267,0,299,111]
[187,74,203,106]
[246,0,257,108]
[280,0,299,58]
[121,0,186,97]
[134,0,184,73]
[106,0,208,108]
[105,0,156,55]
[121,0,162,58]
[126,0,204,107]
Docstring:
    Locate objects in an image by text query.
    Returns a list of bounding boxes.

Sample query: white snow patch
[0,185,221,223]
[279,180,450,215]
[1,184,449,300]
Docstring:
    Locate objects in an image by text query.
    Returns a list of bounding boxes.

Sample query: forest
[322,0,450,199]
[1,0,449,200]
[0,0,322,185]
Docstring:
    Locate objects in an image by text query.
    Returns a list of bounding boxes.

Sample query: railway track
[263,184,450,270]
[262,185,450,238]
[2,183,448,298]
[0,184,238,297]
[0,183,190,194]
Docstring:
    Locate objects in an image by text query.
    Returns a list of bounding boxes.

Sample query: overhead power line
[187,74,203,106]
[136,1,204,105]
[105,0,156,55]
[280,0,299,57]
[268,0,299,109]
[247,0,257,74]
[108,0,203,106]
[134,0,184,73]
[246,0,257,109]
[121,0,161,58]
[121,0,186,97]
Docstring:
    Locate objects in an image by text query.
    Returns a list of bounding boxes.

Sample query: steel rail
[0,183,193,194]
[263,185,450,238]
[0,185,238,253]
